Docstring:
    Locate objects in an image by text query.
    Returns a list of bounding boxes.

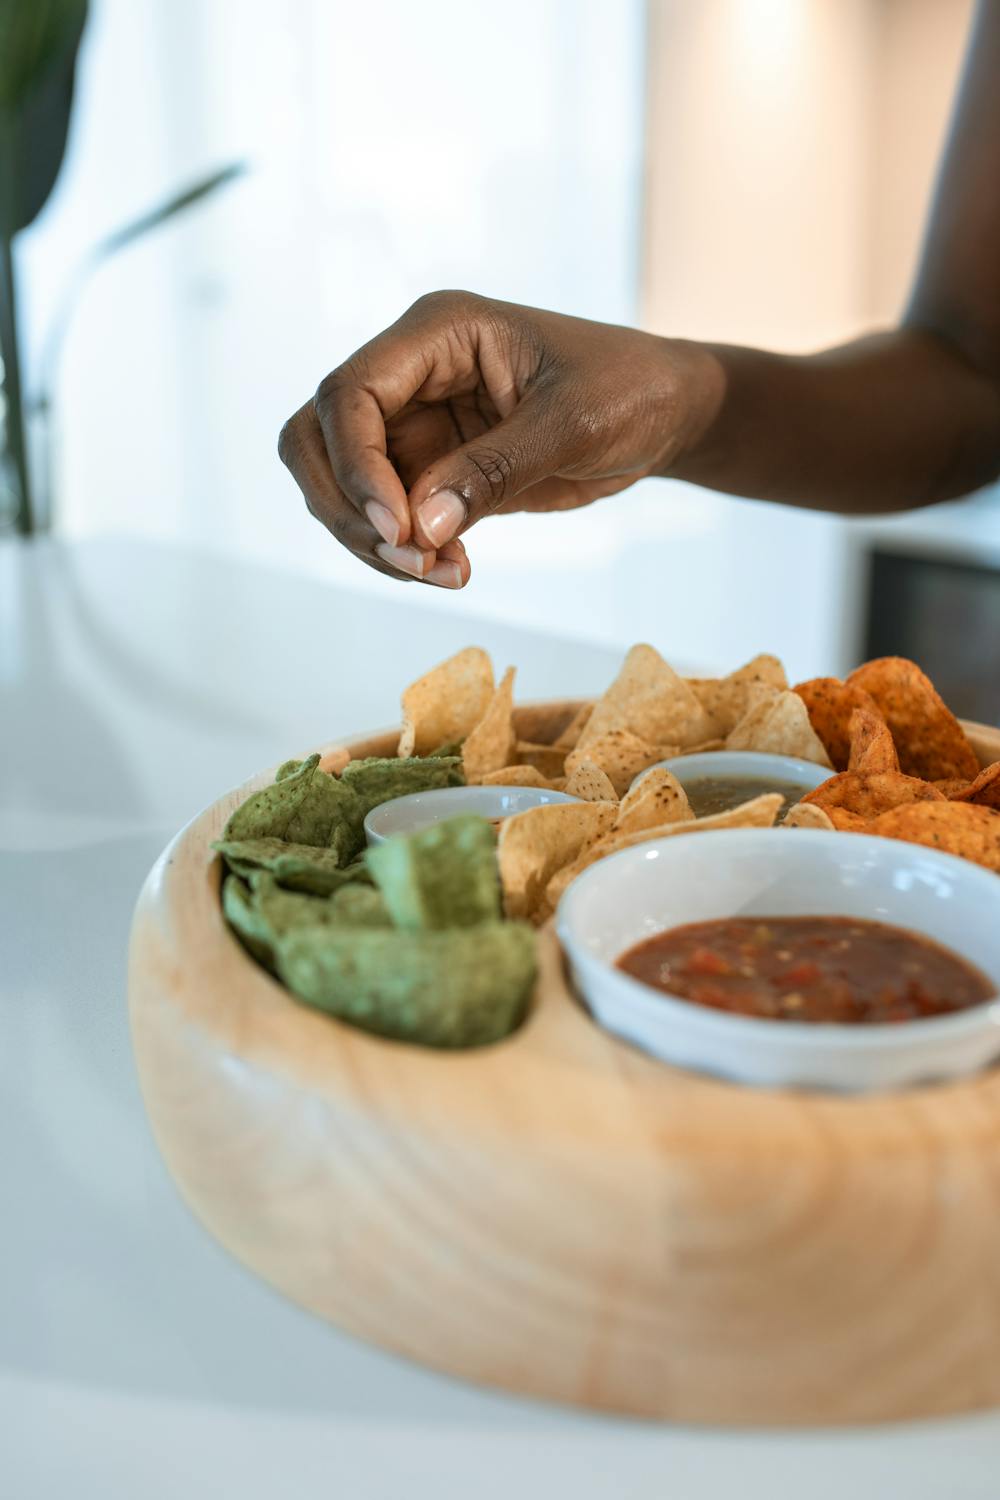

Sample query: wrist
[652,338,727,478]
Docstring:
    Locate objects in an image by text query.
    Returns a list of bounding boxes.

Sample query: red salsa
[617,916,994,1024]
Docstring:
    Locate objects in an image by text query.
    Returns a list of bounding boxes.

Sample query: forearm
[665,328,1000,515]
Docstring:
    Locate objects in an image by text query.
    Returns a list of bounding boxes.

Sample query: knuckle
[465,445,515,510]
[410,288,482,320]
[277,413,304,469]
[313,367,348,412]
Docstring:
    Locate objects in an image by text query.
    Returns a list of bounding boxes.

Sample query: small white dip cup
[364,785,578,845]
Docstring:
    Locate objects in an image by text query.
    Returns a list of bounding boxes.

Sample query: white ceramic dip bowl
[557,827,1000,1092]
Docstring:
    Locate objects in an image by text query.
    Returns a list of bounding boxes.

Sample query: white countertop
[4,535,999,1499]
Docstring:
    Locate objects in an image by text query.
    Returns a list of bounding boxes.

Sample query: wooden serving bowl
[128,707,1000,1426]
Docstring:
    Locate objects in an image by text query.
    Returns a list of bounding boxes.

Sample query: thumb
[408,394,560,549]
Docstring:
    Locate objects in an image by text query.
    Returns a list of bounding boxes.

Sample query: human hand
[278,291,722,587]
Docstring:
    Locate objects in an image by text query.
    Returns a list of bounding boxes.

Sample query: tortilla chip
[726,691,832,767]
[462,666,517,781]
[946,761,1000,810]
[614,768,692,833]
[866,802,1000,873]
[682,738,726,755]
[318,746,352,776]
[792,678,882,772]
[497,801,618,922]
[215,839,371,895]
[565,729,665,797]
[222,753,364,862]
[340,755,464,814]
[478,765,557,789]
[579,643,714,750]
[846,657,979,781]
[366,814,501,931]
[847,705,899,775]
[552,703,594,751]
[826,808,870,832]
[803,770,945,820]
[515,742,568,779]
[398,646,494,758]
[783,801,836,831]
[545,793,784,910]
[563,759,619,802]
[688,654,788,735]
[275,921,537,1048]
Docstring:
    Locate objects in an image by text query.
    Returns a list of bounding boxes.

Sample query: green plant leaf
[90,162,247,261]
[0,0,89,237]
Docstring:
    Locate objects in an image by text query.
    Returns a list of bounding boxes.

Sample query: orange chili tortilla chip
[847,705,899,775]
[614,768,692,833]
[867,801,1000,873]
[552,703,594,751]
[565,729,667,798]
[783,801,836,831]
[545,793,784,910]
[933,779,969,798]
[398,647,494,758]
[497,801,618,922]
[462,666,516,781]
[792,677,882,773]
[563,760,619,803]
[846,656,979,782]
[580,644,714,751]
[726,691,832,767]
[946,761,1000,811]
[688,654,788,736]
[478,765,557,789]
[803,770,944,820]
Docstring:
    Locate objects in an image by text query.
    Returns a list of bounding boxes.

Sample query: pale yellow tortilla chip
[398,647,494,758]
[497,801,618,922]
[687,655,788,736]
[579,644,714,751]
[671,741,728,762]
[726,690,832,768]
[552,703,594,751]
[784,801,836,830]
[515,742,568,779]
[614,768,692,832]
[565,729,666,798]
[545,793,784,909]
[478,765,556,789]
[563,760,619,802]
[462,666,516,781]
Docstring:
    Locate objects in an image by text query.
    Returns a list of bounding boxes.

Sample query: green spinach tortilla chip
[274,921,536,1047]
[214,838,372,894]
[366,814,500,931]
[426,739,465,759]
[223,873,389,969]
[221,753,364,862]
[339,754,464,815]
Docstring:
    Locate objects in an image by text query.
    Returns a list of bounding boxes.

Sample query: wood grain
[128,711,1000,1426]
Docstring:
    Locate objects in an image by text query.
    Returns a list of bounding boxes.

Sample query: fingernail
[417,489,466,546]
[375,542,432,579]
[365,501,400,547]
[425,559,464,589]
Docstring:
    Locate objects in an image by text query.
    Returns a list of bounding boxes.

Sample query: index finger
[312,323,439,548]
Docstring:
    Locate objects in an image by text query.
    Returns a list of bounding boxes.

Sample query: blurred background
[5,0,1000,702]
